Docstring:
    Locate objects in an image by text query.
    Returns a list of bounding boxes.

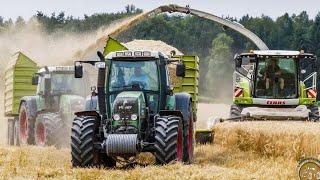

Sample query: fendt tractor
[231,50,319,121]
[5,53,87,146]
[70,39,199,167]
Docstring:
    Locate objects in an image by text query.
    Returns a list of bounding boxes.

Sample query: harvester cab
[71,49,196,167]
[231,50,319,121]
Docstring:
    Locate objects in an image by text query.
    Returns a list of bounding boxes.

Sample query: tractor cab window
[109,60,160,113]
[255,57,297,98]
[109,60,159,91]
[51,73,86,96]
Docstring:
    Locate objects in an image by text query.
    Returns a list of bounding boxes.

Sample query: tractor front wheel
[71,116,115,168]
[154,116,183,164]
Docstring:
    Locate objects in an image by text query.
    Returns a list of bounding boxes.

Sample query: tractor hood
[112,91,146,132]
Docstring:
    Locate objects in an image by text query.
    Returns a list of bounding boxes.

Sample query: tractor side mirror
[74,65,83,78]
[32,74,39,85]
[234,54,242,68]
[176,63,186,77]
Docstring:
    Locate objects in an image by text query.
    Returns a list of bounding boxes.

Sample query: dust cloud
[0,13,143,145]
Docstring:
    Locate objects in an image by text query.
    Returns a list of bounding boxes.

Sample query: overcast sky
[1,0,320,21]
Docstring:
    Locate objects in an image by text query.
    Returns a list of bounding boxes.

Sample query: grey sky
[1,0,320,21]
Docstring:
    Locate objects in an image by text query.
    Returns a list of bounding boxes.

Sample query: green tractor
[10,66,86,146]
[71,49,197,167]
[231,50,319,121]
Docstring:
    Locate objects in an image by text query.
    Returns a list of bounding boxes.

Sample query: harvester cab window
[255,57,297,98]
[299,58,317,90]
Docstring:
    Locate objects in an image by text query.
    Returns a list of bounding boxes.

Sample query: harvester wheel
[154,116,183,164]
[182,103,194,164]
[35,113,64,146]
[230,104,243,121]
[18,102,35,145]
[308,105,319,122]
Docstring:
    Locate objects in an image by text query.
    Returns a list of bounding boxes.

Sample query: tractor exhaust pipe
[97,51,107,120]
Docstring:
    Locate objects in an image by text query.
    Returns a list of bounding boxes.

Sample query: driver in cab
[128,67,149,89]
[265,59,285,93]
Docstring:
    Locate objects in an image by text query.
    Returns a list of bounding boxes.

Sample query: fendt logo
[266,100,286,105]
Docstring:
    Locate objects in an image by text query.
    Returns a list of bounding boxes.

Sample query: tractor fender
[20,96,38,119]
[85,95,98,111]
[174,93,192,122]
[159,110,184,120]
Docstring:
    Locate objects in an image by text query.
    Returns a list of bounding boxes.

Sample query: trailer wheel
[230,104,243,121]
[308,105,319,122]
[182,103,194,164]
[154,116,183,164]
[71,116,115,167]
[18,102,35,145]
[35,113,64,147]
[7,119,15,146]
[14,118,19,146]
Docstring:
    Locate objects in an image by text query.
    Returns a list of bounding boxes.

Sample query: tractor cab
[232,50,318,121]
[32,66,87,112]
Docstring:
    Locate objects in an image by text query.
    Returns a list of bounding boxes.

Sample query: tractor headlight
[131,114,138,121]
[113,114,121,121]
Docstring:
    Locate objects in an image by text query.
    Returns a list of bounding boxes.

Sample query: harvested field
[0,145,297,179]
[1,117,318,179]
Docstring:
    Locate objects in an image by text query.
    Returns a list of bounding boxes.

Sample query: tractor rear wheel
[18,102,35,145]
[182,103,194,164]
[308,105,319,122]
[230,104,243,121]
[35,113,64,146]
[154,116,183,164]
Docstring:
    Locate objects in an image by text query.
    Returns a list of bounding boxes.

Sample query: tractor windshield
[51,73,86,96]
[108,60,160,113]
[109,60,159,91]
[255,57,297,98]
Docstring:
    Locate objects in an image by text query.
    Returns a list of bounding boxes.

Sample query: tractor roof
[38,66,74,73]
[240,50,316,58]
[106,50,169,60]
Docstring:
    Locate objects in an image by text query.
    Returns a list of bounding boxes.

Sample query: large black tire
[18,102,35,145]
[182,103,194,164]
[308,105,319,122]
[71,116,116,168]
[229,104,243,121]
[154,116,183,164]
[35,113,64,147]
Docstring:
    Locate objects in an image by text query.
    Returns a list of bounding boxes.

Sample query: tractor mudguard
[159,110,184,119]
[174,93,192,122]
[85,96,98,111]
[74,111,100,117]
[20,96,38,119]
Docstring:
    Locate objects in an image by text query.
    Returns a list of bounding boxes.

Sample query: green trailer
[4,52,38,145]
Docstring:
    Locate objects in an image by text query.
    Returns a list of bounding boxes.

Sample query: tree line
[0,6,319,98]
